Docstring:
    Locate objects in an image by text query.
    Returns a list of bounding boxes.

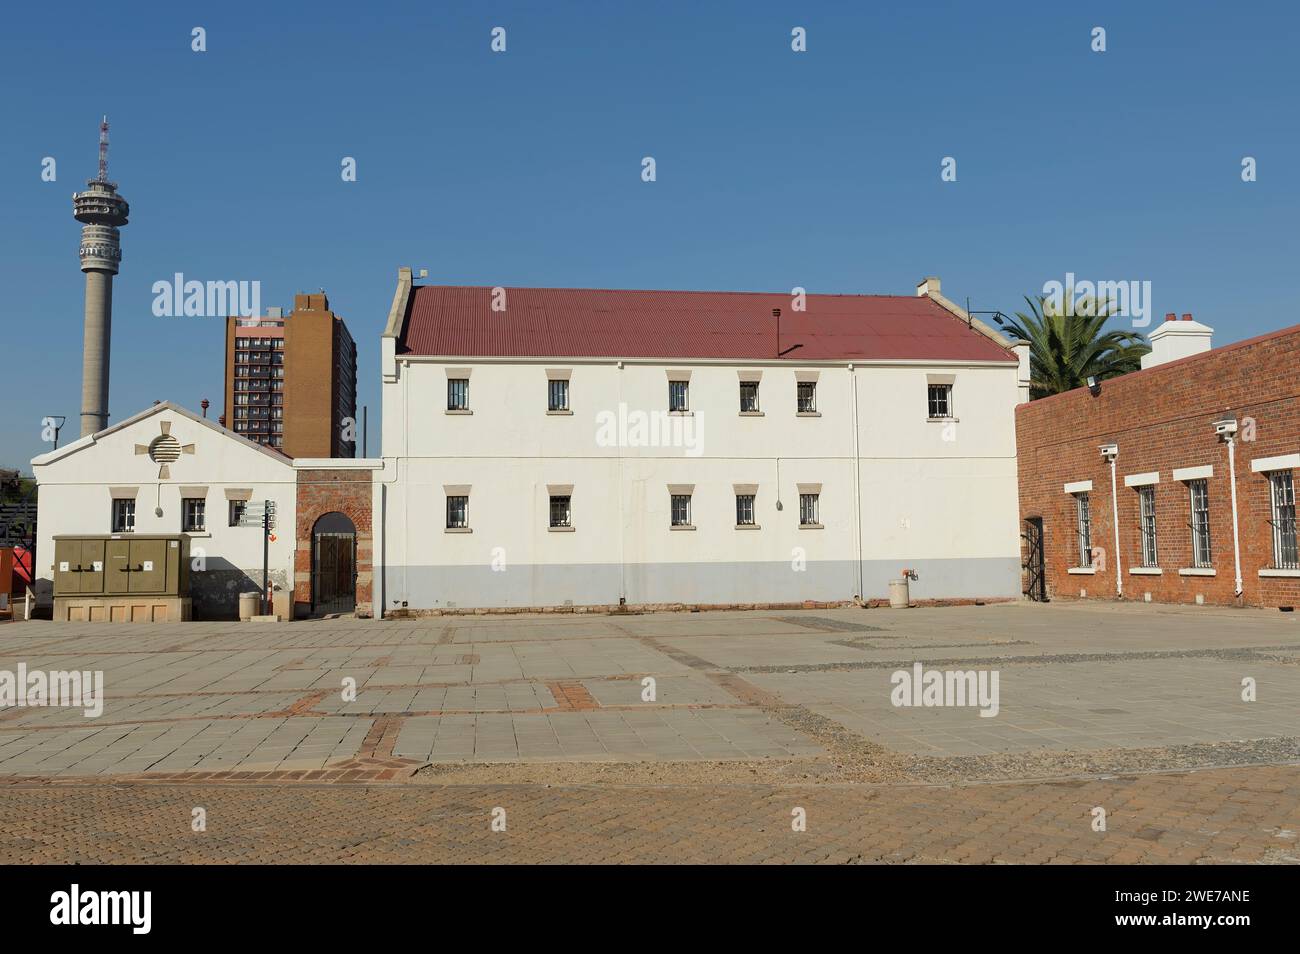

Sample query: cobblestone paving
[2,765,1297,863]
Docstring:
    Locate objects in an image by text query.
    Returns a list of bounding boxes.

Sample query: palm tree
[995,293,1150,399]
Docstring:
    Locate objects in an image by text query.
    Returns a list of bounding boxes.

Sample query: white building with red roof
[373,268,1029,612]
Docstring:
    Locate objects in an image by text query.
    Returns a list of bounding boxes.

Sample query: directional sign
[238,500,277,529]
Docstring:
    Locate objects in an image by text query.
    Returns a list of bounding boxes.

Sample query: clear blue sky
[1,0,1296,469]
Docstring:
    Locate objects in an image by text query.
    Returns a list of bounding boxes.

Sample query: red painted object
[399,286,1013,362]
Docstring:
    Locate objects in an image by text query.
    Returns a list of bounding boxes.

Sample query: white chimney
[916,276,941,297]
[1140,313,1213,369]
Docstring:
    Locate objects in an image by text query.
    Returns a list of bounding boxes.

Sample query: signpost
[239,501,276,615]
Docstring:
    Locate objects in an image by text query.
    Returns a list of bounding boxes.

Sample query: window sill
[1129,566,1162,575]
[668,410,693,417]
[1067,567,1096,575]
[735,524,761,530]
[1259,568,1300,577]
[444,527,473,534]
[926,417,959,423]
[1179,567,1215,576]
[546,410,573,416]
[445,409,473,415]
[799,523,824,530]
[186,532,212,538]
[548,526,575,533]
[670,525,696,531]
[796,411,821,418]
[738,411,764,417]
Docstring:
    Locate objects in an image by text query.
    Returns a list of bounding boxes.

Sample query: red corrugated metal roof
[398,286,1014,362]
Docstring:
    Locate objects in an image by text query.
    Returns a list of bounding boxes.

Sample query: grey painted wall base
[382,558,1020,611]
[191,567,289,620]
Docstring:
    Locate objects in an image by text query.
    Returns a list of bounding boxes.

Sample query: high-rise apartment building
[222,293,357,458]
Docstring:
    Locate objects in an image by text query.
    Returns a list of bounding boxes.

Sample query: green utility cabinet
[52,534,192,622]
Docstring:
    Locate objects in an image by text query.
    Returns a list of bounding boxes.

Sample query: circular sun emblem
[148,434,181,464]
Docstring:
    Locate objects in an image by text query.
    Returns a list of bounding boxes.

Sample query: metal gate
[312,531,356,615]
[1022,517,1047,602]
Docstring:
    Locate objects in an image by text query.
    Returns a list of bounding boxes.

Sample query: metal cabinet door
[53,540,82,595]
[128,539,166,593]
[105,540,132,594]
[79,540,105,595]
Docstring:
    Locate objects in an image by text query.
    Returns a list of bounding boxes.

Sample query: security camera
[1214,417,1238,439]
[1099,443,1118,461]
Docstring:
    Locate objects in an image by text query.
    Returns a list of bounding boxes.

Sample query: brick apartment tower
[222,293,358,458]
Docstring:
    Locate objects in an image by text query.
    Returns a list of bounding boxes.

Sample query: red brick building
[1016,316,1300,608]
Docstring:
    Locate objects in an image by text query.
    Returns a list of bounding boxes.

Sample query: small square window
[182,498,206,532]
[111,498,135,533]
[229,500,247,527]
[548,379,569,412]
[669,380,689,412]
[446,495,469,529]
[736,494,756,526]
[739,381,760,413]
[671,494,692,527]
[797,381,817,413]
[799,493,820,526]
[928,384,953,419]
[549,495,572,528]
[447,378,469,411]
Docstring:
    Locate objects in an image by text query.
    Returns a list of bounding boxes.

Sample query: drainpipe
[849,364,864,603]
[1100,443,1122,596]
[1226,434,1244,597]
[1110,456,1122,596]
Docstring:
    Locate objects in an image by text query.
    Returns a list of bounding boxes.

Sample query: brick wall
[1016,324,1300,608]
[295,468,373,617]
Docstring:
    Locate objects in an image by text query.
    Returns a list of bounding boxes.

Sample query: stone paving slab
[1,602,1298,777]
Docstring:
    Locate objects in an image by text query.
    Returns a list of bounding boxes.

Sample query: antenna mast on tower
[97,116,110,183]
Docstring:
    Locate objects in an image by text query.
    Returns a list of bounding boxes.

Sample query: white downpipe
[1109,456,1122,596]
[849,365,864,602]
[1226,436,1244,596]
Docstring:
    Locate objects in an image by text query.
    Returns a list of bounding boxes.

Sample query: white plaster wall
[378,355,1022,608]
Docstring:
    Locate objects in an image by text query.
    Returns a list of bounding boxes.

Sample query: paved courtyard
[1,601,1297,862]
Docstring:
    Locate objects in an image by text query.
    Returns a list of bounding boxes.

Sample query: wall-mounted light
[1087,375,1101,397]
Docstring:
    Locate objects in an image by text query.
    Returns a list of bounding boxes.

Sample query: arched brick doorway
[294,467,374,618]
[312,512,356,615]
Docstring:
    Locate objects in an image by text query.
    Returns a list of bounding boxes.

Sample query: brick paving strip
[1,765,1296,863]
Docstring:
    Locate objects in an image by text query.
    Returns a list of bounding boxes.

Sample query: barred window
[1138,486,1158,568]
[446,495,469,529]
[548,379,569,412]
[229,500,247,527]
[1269,470,1298,570]
[739,381,760,412]
[669,380,689,412]
[111,498,135,533]
[927,384,953,419]
[182,498,206,532]
[736,494,756,526]
[1189,479,1212,568]
[671,494,692,527]
[549,495,572,528]
[797,381,817,413]
[447,378,469,411]
[799,493,820,526]
[1075,492,1092,568]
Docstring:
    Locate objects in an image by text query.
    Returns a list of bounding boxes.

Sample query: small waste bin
[239,591,261,622]
[888,578,910,609]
